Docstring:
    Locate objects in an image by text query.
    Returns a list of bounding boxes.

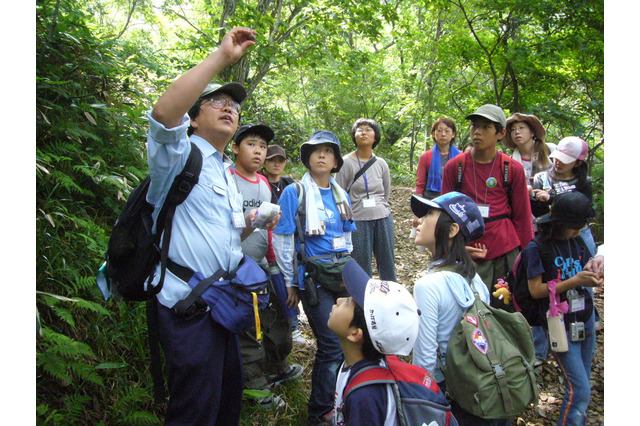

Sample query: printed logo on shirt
[471,328,489,355]
[554,255,582,280]
[243,199,263,209]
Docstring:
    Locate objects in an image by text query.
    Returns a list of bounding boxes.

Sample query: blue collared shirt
[146,112,244,308]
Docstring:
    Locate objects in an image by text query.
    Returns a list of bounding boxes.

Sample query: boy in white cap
[328,259,423,425]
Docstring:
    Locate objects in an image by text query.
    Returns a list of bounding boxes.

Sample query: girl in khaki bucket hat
[503,113,556,190]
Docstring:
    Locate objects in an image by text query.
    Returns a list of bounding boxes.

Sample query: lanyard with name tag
[362,198,376,208]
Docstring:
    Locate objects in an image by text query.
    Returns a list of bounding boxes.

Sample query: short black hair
[350,118,381,149]
[187,95,242,136]
[350,302,384,361]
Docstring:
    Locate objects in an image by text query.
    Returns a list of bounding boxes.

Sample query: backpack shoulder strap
[454,152,468,192]
[499,151,511,189]
[293,181,307,255]
[152,142,203,296]
[343,364,394,398]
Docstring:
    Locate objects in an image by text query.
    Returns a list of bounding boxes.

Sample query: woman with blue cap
[273,130,356,425]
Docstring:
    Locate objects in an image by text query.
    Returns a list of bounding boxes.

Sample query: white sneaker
[292,329,306,346]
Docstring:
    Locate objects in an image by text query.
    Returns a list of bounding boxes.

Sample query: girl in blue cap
[273,130,356,425]
[410,192,510,425]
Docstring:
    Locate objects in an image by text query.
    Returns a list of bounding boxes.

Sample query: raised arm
[151,27,257,128]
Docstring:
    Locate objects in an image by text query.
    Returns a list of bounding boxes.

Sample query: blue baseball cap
[411,192,485,242]
[300,130,344,173]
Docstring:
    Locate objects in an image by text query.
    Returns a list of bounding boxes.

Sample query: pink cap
[549,136,588,164]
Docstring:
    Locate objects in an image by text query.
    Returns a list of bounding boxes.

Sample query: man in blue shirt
[146,27,277,425]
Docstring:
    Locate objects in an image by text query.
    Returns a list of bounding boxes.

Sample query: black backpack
[105,142,202,301]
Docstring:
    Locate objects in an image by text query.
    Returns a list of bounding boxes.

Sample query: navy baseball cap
[534,192,595,228]
[234,124,275,145]
[411,192,485,242]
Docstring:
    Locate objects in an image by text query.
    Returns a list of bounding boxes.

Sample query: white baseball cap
[342,259,420,356]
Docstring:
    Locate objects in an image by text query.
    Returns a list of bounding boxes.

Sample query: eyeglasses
[510,125,529,134]
[203,97,241,114]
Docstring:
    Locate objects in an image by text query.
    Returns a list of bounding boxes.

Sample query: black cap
[234,124,275,144]
[535,192,595,228]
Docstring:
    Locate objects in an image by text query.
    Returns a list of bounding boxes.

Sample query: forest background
[27,0,620,423]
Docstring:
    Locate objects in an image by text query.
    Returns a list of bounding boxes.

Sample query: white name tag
[569,295,586,312]
[478,204,490,218]
[233,212,246,228]
[333,237,346,250]
[362,198,376,208]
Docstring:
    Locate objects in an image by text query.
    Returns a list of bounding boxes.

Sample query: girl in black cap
[516,192,601,426]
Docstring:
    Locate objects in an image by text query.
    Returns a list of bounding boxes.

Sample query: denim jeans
[553,314,596,426]
[301,283,348,422]
[532,325,549,361]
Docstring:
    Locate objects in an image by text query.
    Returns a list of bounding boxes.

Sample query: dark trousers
[157,303,243,426]
[239,282,293,389]
[301,284,348,422]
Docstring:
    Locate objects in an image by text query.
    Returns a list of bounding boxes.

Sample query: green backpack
[443,287,538,419]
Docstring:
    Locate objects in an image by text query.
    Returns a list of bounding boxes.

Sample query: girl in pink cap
[531,136,595,255]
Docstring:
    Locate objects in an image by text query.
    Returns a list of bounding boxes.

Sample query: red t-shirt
[441,151,533,261]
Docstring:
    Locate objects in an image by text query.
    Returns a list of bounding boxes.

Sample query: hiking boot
[267,364,304,387]
[292,329,306,346]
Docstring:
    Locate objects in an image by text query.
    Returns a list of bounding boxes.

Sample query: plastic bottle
[547,311,569,352]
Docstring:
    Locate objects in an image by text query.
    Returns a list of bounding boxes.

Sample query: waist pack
[171,255,270,334]
[344,355,458,426]
[305,255,351,293]
[443,293,538,419]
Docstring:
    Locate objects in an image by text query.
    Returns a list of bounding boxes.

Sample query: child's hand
[573,270,602,288]
[584,255,604,283]
[264,211,282,231]
[286,286,299,309]
[412,216,420,228]
[466,243,487,260]
[532,189,550,203]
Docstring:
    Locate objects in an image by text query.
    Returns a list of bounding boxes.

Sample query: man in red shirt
[441,104,533,310]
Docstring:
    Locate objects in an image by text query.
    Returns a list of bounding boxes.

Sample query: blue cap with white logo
[411,192,485,242]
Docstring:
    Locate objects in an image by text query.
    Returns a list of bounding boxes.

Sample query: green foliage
[36,0,603,422]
